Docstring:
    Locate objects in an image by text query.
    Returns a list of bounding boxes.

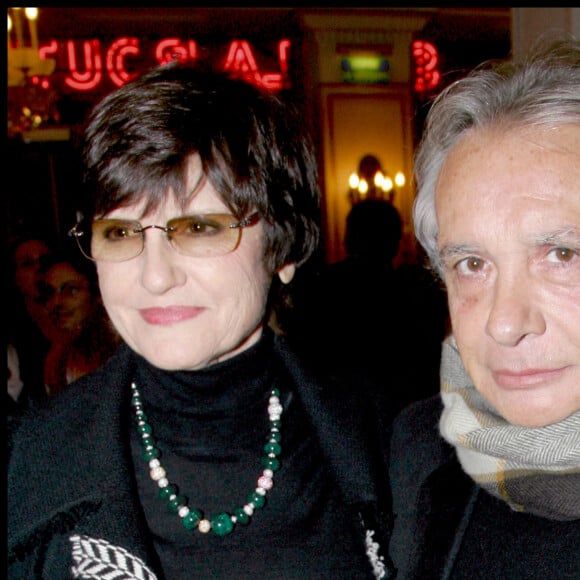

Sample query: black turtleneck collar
[130,328,279,447]
[135,328,274,408]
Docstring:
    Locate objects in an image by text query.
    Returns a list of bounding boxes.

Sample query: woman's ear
[277,263,296,285]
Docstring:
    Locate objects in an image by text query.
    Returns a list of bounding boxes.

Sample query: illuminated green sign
[341,56,390,83]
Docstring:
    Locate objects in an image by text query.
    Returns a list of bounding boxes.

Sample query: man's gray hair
[413,33,580,278]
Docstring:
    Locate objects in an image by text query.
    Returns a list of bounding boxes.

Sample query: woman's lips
[492,367,568,389]
[139,306,204,325]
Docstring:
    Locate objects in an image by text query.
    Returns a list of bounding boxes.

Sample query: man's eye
[547,247,577,263]
[456,256,484,273]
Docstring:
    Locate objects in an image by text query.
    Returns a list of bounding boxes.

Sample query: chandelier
[8,7,59,138]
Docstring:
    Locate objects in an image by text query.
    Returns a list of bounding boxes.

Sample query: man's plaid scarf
[438,335,580,521]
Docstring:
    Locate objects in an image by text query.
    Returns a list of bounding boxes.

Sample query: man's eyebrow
[438,244,479,261]
[529,227,580,246]
[438,229,580,258]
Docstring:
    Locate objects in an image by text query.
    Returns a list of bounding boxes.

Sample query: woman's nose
[138,230,187,294]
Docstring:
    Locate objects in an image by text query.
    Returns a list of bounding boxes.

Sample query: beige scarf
[439,335,580,521]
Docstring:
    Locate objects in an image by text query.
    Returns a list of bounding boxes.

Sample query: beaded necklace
[131,382,283,537]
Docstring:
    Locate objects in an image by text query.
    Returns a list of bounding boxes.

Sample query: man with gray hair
[388,34,580,578]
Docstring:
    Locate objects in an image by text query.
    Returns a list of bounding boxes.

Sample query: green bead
[167,494,187,513]
[211,512,234,536]
[158,484,177,500]
[232,507,250,525]
[264,441,281,455]
[247,492,265,509]
[271,420,281,429]
[269,432,282,443]
[262,456,280,471]
[137,423,152,435]
[143,447,159,461]
[271,388,280,397]
[183,508,203,530]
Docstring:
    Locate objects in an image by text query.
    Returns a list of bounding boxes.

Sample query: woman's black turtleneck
[130,329,374,579]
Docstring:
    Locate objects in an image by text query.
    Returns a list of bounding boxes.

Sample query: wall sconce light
[348,154,404,205]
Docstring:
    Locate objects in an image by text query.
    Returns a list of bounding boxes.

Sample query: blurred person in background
[7,233,61,410]
[40,249,121,396]
[8,62,394,579]
[289,198,447,423]
[388,34,580,579]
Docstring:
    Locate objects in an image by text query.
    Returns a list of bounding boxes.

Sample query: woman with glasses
[8,63,394,579]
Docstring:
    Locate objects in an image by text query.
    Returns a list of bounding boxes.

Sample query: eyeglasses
[68,212,260,262]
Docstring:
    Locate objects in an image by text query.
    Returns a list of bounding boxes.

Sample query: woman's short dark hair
[82,62,321,273]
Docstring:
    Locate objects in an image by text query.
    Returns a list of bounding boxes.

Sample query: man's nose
[485,271,546,346]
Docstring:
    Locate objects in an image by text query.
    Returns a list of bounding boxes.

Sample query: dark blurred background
[7,7,578,262]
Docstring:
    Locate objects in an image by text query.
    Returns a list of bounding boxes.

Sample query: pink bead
[258,475,273,490]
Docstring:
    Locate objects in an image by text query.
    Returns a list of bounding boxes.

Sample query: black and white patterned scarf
[438,335,580,521]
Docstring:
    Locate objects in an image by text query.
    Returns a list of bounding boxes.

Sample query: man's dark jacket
[388,396,580,579]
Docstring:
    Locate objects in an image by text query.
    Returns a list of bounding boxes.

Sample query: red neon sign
[66,39,103,90]
[412,40,440,93]
[155,38,197,65]
[33,36,292,93]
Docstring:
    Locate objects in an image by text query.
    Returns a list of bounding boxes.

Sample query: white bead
[158,477,169,488]
[150,466,166,481]
[178,506,190,518]
[269,395,280,405]
[263,469,274,478]
[198,519,211,533]
[149,458,160,469]
[243,505,254,516]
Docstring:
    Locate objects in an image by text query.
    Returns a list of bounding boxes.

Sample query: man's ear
[277,263,296,285]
